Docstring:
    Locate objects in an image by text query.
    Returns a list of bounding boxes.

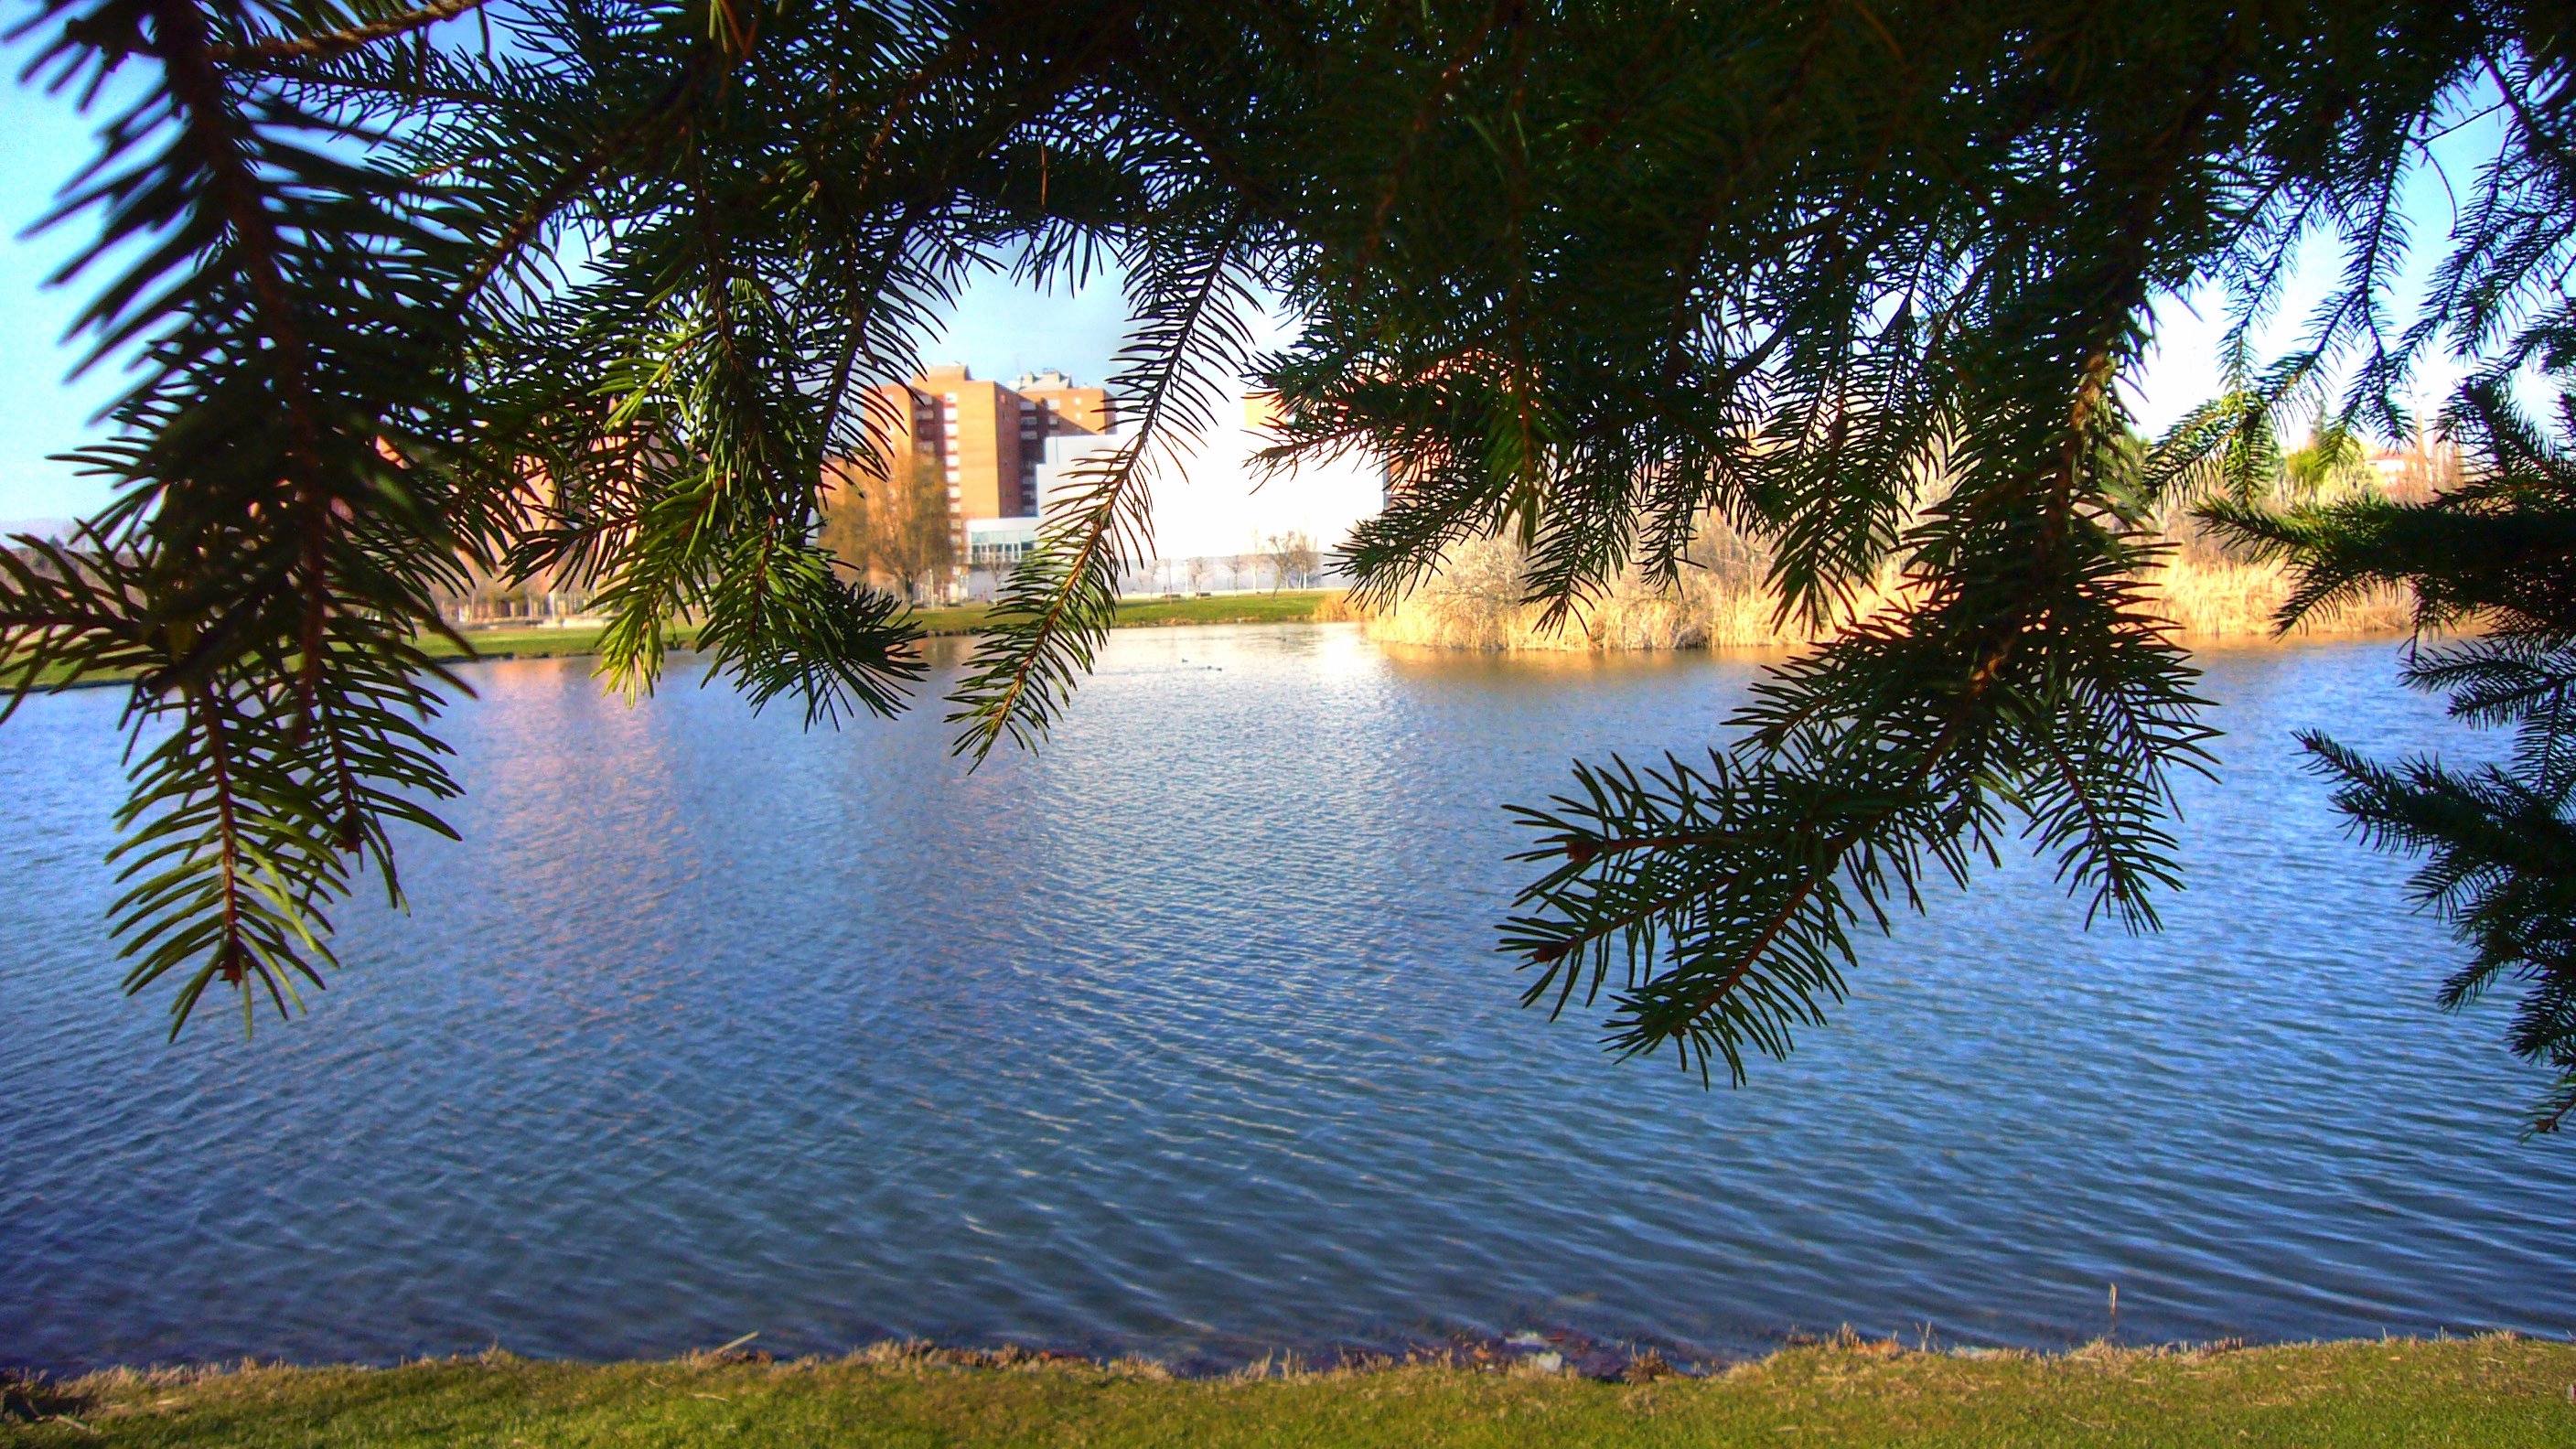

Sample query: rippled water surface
[5,625,2573,1371]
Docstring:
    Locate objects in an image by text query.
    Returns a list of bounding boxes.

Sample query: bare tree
[1264,530,1320,592]
[821,450,954,604]
[1184,556,1211,595]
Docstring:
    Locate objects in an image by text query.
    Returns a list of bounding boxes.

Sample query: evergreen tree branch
[949,203,1252,759]
[210,0,491,66]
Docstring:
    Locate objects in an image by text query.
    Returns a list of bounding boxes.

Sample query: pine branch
[211,0,492,66]
[948,204,1252,759]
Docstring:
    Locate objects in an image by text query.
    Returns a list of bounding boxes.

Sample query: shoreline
[3,592,1363,693]
[5,1333,2566,1444]
[8,597,2415,696]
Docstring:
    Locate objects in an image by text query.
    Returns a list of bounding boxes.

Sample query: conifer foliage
[2215,381,2576,1132]
[2,0,2571,1128]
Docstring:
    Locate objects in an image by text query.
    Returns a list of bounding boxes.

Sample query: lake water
[5,624,2572,1373]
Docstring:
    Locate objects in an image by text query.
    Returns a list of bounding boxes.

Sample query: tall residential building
[831,364,1112,567]
[823,364,1384,596]
[1009,368,1114,516]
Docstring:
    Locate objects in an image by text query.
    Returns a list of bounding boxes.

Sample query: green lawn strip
[0,630,642,692]
[11,1336,2569,1447]
[915,589,1346,635]
[2,594,1350,692]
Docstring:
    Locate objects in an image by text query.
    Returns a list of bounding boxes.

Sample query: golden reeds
[1359,535,2416,652]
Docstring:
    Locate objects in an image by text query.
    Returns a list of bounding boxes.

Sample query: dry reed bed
[1361,539,2414,652]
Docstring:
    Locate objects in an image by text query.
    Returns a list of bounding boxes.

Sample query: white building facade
[1028,383,1387,574]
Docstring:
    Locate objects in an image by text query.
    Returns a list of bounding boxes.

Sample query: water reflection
[2,625,2570,1374]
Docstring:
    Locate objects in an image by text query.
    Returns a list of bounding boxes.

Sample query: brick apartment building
[834,364,1113,571]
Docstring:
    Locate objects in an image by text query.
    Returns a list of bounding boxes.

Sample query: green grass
[915,587,1352,635]
[1,592,1354,692]
[437,589,1349,656]
[6,1336,2570,1447]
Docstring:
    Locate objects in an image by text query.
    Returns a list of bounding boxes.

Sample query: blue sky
[0,61,1145,527]
[0,68,2495,530]
[0,62,133,528]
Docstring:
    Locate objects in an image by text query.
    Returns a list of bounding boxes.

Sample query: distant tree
[821,451,953,605]
[1185,556,1211,594]
[1265,531,1319,592]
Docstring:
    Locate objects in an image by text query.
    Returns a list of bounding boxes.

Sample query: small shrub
[0,1369,91,1426]
[1621,1350,1674,1384]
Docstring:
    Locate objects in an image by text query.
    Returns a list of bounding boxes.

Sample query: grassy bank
[913,588,1358,636]
[3,592,1357,691]
[5,1336,2568,1447]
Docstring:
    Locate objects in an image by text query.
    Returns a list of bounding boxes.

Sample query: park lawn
[0,592,1355,691]
[6,1336,2571,1448]
[0,626,649,691]
[913,588,1351,634]
[413,591,1347,656]
[0,628,628,691]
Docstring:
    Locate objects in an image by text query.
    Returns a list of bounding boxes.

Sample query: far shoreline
[4,591,1362,692]
[6,589,2420,696]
